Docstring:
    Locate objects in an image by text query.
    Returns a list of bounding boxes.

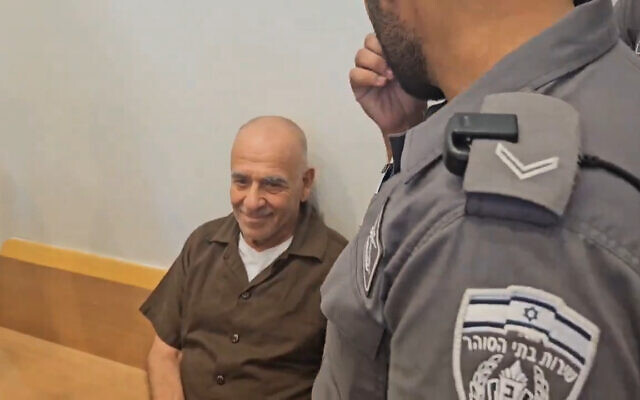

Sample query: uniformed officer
[313,0,640,398]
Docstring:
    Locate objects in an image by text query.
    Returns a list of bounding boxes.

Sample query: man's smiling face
[230,117,313,251]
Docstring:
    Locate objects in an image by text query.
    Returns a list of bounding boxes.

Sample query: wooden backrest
[0,255,156,369]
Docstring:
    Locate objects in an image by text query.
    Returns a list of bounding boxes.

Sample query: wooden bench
[0,239,167,399]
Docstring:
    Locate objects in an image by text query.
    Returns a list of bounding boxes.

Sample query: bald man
[140,116,346,400]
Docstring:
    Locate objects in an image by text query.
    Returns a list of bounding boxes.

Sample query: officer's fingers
[364,33,385,57]
[355,48,393,79]
[350,67,387,91]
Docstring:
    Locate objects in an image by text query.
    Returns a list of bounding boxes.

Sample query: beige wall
[0,1,383,267]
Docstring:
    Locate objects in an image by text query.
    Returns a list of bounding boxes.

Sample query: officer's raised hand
[350,34,427,152]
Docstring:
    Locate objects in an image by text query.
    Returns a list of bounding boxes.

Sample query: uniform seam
[563,219,640,276]
[402,208,639,278]
[408,207,466,260]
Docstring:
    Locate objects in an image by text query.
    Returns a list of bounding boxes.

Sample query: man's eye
[264,182,285,191]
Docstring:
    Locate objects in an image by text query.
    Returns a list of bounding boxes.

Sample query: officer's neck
[424,2,575,100]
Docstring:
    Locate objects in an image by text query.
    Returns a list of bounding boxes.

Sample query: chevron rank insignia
[495,143,559,181]
[464,93,580,222]
[453,286,600,400]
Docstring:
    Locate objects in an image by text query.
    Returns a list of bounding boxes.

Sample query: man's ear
[300,168,315,202]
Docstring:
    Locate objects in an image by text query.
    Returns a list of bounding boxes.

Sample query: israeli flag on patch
[460,286,599,367]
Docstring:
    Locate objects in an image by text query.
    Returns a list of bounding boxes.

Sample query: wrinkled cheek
[229,198,242,215]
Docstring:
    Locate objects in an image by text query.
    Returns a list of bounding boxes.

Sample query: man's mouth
[242,212,272,222]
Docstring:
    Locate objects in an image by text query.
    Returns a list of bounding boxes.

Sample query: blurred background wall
[0,0,383,267]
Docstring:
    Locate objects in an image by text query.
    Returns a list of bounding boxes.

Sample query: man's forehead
[230,143,304,180]
[232,132,304,165]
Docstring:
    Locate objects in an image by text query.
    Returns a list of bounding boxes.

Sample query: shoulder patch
[453,286,600,400]
[363,206,384,296]
[464,93,580,224]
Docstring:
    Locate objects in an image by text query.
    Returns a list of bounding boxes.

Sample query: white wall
[0,1,383,267]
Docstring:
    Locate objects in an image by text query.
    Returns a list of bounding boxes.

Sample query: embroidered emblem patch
[363,208,384,296]
[453,286,599,400]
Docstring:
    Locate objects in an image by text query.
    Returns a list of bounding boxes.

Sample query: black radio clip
[444,113,519,176]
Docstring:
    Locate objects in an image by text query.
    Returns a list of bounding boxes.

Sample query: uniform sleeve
[382,215,640,399]
[140,239,190,350]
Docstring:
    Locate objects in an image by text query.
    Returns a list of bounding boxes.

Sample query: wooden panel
[0,256,155,369]
[1,238,165,290]
[0,327,148,399]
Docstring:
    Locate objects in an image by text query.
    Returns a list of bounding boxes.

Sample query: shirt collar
[208,203,328,261]
[283,203,328,261]
[401,0,618,175]
[389,133,406,174]
[208,213,239,244]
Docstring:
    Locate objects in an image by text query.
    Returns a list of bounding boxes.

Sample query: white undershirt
[238,234,293,282]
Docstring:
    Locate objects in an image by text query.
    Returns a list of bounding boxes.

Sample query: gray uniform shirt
[313,1,640,399]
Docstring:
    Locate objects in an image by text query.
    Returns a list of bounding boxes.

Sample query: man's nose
[244,184,266,211]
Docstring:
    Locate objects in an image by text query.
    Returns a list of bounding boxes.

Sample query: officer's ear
[301,168,315,202]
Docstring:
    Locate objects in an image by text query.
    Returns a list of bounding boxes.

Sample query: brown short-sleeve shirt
[140,204,346,399]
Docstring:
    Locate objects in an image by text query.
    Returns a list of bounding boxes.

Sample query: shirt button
[240,291,251,300]
[231,333,239,344]
[216,374,225,385]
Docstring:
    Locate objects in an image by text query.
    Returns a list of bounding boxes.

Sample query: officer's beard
[365,0,444,101]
